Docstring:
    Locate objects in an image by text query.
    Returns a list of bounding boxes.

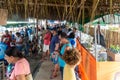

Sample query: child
[62,48,81,80]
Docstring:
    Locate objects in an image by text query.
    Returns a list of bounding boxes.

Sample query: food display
[80,32,107,61]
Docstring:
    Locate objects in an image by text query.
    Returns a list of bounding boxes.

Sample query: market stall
[76,20,120,80]
[77,39,120,80]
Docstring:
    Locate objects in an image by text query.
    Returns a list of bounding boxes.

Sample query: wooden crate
[107,50,120,61]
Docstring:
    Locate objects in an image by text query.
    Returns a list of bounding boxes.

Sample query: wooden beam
[110,0,113,24]
[33,0,37,18]
[66,0,77,20]
[55,1,61,20]
[90,0,100,22]
[8,0,13,17]
[77,0,84,23]
[82,0,85,25]
[24,0,28,19]
[15,2,80,8]
[15,3,18,18]
[62,0,67,20]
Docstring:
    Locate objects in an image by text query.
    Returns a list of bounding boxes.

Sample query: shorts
[43,44,49,52]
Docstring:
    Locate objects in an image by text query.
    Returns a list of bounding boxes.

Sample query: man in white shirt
[73,27,80,48]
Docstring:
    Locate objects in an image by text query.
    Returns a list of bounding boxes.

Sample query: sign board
[0,9,8,25]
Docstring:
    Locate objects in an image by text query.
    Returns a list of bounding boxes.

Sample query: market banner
[0,9,8,25]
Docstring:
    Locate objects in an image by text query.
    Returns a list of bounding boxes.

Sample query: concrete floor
[34,60,61,80]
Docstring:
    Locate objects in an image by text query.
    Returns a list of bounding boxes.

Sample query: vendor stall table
[76,39,120,80]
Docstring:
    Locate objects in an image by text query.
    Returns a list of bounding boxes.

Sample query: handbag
[26,73,33,80]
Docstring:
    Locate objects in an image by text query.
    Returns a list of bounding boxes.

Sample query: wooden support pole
[90,0,100,22]
[62,0,67,20]
[55,1,61,20]
[24,0,28,19]
[66,0,77,20]
[77,0,84,23]
[8,0,13,17]
[90,0,100,61]
[110,0,113,24]
[15,4,18,18]
[33,0,37,18]
[82,0,85,26]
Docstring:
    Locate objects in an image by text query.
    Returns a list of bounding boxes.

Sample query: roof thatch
[0,0,120,23]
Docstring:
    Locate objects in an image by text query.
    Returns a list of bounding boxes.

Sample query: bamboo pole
[15,3,18,17]
[8,0,13,17]
[65,0,72,20]
[55,1,61,20]
[24,0,28,19]
[29,0,33,18]
[62,0,67,20]
[45,0,50,17]
[82,0,85,25]
[110,0,113,24]
[66,0,77,20]
[33,0,37,18]
[42,0,45,18]
[72,7,76,22]
[90,0,100,22]
[90,0,100,61]
[44,0,48,19]
[77,0,84,23]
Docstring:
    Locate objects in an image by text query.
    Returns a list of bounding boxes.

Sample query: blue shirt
[58,43,72,67]
[49,34,59,53]
[0,42,8,59]
[27,28,32,36]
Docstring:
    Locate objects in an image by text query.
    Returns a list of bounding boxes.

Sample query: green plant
[110,45,120,53]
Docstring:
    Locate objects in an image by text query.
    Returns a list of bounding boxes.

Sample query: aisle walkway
[34,60,61,80]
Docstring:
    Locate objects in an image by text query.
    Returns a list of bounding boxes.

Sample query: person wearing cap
[1,30,12,47]
[73,27,80,48]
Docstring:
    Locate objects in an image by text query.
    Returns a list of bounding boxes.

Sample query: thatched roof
[0,0,120,23]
